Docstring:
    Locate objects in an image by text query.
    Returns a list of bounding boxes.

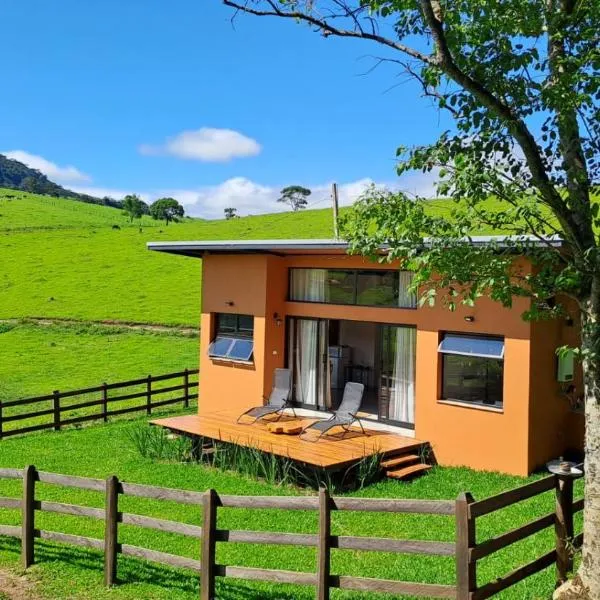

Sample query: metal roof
[147,235,563,258]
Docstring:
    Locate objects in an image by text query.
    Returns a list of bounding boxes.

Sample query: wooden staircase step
[380,454,421,470]
[386,463,432,480]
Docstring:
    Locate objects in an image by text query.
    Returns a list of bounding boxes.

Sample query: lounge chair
[300,382,366,441]
[237,368,295,424]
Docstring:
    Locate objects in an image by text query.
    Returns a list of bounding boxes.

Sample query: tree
[277,185,311,211]
[223,1,599,596]
[224,207,238,220]
[122,194,147,223]
[149,197,184,225]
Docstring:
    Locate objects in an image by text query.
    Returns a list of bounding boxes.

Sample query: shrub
[127,424,193,462]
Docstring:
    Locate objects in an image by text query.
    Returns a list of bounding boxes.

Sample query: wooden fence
[0,466,584,599]
[0,369,199,439]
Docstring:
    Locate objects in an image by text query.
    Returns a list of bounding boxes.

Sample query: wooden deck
[152,409,424,470]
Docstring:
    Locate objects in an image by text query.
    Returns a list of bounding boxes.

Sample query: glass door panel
[379,325,416,427]
[288,318,330,410]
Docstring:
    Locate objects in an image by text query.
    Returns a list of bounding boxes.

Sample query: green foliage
[127,424,193,462]
[277,185,311,211]
[122,194,148,223]
[224,207,237,219]
[0,418,583,599]
[149,197,185,225]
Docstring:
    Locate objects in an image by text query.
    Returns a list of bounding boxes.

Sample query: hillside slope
[0,189,342,326]
[0,154,119,207]
[0,189,158,231]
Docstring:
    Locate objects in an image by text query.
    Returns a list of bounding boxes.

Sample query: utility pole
[331,182,339,240]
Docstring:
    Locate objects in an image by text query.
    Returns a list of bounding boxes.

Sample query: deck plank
[152,410,423,470]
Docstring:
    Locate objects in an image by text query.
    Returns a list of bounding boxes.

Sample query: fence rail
[0,465,585,599]
[0,369,198,439]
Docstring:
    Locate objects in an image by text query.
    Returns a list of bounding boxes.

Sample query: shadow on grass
[0,537,309,600]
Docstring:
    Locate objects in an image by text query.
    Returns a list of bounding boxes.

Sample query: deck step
[380,454,421,470]
[386,463,432,480]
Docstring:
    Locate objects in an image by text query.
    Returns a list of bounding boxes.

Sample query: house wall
[197,252,584,476]
[528,303,585,472]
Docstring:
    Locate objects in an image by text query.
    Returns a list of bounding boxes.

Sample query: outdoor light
[464,315,475,323]
[225,301,235,307]
[273,312,283,326]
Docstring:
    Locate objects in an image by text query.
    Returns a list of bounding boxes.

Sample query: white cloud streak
[139,127,261,162]
[3,150,91,183]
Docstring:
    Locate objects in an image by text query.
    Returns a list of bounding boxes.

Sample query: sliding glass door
[380,325,416,428]
[288,318,331,410]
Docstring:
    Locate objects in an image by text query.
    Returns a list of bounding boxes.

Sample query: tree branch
[222,0,437,65]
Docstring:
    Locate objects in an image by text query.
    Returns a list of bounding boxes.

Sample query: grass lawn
[0,419,584,599]
[0,323,198,402]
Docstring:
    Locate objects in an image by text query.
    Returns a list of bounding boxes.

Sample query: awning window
[438,334,504,360]
[208,336,254,362]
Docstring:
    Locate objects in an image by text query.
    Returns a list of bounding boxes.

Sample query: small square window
[210,314,254,362]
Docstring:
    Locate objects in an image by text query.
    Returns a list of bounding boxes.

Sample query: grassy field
[0,419,583,599]
[0,189,344,326]
[0,322,198,402]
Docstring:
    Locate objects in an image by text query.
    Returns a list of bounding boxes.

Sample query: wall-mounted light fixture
[273,312,283,326]
[225,301,235,307]
[464,315,475,323]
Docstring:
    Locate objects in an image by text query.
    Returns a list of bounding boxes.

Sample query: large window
[289,268,416,308]
[208,313,254,362]
[439,333,504,408]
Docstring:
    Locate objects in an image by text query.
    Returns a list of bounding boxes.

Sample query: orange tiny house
[149,238,584,476]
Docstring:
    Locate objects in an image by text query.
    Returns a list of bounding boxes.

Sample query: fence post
[317,487,331,600]
[146,376,152,416]
[102,383,108,423]
[184,369,190,409]
[0,400,3,440]
[201,489,218,600]
[53,390,61,431]
[21,465,36,569]
[555,475,574,585]
[104,475,119,586]
[455,492,476,600]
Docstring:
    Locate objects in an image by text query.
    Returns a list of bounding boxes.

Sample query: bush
[127,424,193,462]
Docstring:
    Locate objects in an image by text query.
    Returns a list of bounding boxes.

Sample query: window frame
[288,267,414,309]
[439,332,505,409]
[208,313,255,363]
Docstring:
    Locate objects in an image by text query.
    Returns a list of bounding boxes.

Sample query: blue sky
[1,0,450,217]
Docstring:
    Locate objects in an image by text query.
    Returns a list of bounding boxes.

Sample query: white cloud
[139,127,261,162]
[3,150,91,183]
[162,177,403,220]
[69,185,150,202]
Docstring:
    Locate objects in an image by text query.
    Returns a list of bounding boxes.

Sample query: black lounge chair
[237,368,295,424]
[300,382,366,441]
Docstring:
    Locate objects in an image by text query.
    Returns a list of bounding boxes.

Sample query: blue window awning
[438,334,504,359]
[208,336,254,362]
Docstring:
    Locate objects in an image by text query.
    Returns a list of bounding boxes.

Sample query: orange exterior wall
[197,252,584,476]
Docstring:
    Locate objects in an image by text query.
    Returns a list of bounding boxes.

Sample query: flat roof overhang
[147,235,563,259]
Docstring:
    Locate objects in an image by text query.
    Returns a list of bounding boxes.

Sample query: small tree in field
[224,207,238,220]
[149,197,184,225]
[122,194,147,223]
[278,185,311,211]
[224,1,599,596]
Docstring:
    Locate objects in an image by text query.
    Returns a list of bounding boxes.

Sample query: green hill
[0,188,343,326]
[0,153,122,208]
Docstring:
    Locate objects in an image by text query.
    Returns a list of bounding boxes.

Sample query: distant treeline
[0,154,122,209]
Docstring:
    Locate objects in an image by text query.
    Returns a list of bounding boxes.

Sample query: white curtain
[389,327,416,424]
[295,319,319,406]
[290,271,328,407]
[398,271,417,308]
[290,269,327,302]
